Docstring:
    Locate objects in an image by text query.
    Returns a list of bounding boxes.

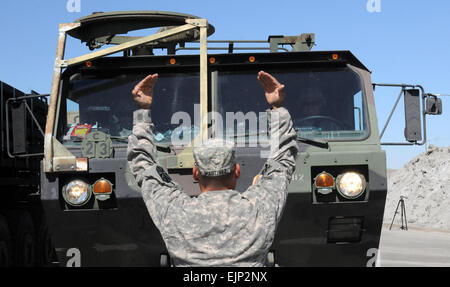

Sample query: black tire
[0,215,12,267]
[36,220,56,266]
[160,253,170,267]
[8,211,36,267]
[27,204,57,266]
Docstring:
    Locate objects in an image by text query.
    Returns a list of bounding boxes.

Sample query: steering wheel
[294,115,348,130]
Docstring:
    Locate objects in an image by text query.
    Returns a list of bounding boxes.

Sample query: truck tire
[0,215,12,267]
[267,251,275,267]
[8,211,36,267]
[160,253,170,267]
[36,221,55,266]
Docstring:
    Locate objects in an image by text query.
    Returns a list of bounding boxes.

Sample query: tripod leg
[400,199,405,230]
[402,200,408,231]
[390,199,401,231]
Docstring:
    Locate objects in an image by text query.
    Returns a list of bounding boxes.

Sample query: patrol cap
[193,138,236,177]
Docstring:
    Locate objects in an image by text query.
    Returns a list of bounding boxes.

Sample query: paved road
[377,224,450,267]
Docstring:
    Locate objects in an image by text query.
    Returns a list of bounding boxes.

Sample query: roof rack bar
[177,47,290,52]
[192,40,268,43]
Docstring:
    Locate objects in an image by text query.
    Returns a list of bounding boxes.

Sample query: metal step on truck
[0,80,55,266]
[7,10,442,267]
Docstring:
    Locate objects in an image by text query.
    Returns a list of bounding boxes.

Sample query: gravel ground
[378,224,450,267]
[384,145,450,230]
[378,145,450,266]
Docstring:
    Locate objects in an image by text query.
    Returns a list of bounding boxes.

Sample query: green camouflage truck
[7,11,441,267]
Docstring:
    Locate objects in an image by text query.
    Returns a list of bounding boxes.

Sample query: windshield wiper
[109,136,173,153]
[296,136,329,149]
[155,144,173,153]
[109,136,128,143]
[230,132,328,149]
[231,131,269,139]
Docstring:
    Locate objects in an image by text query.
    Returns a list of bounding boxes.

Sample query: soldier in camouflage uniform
[127,71,298,266]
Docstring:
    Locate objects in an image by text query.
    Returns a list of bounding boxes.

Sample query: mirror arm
[374,83,428,146]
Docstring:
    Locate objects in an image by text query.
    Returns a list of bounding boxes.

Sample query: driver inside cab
[296,85,345,131]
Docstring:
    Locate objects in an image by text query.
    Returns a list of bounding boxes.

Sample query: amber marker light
[93,178,113,201]
[331,54,339,60]
[86,61,93,68]
[209,57,216,64]
[169,58,176,65]
[315,172,334,187]
[249,56,256,63]
[93,178,112,194]
[314,172,335,195]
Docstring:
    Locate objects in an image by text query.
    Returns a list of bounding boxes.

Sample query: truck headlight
[336,172,366,199]
[62,179,92,206]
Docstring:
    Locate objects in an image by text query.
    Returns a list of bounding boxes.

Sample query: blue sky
[0,0,449,169]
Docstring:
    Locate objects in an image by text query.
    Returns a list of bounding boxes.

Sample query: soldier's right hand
[132,74,159,109]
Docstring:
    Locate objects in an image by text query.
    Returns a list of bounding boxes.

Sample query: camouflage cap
[193,138,236,177]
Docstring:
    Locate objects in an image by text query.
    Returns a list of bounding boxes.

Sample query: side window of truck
[64,99,80,141]
[353,91,363,131]
[67,99,80,125]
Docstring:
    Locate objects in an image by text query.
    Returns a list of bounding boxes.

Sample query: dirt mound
[384,145,450,230]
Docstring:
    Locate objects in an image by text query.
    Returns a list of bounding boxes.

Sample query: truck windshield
[60,72,200,145]
[60,66,367,146]
[216,66,368,142]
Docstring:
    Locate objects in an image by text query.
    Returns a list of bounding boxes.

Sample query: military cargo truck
[0,81,55,266]
[16,11,440,266]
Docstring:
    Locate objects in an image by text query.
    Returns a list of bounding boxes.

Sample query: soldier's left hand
[257,71,286,109]
[132,74,159,109]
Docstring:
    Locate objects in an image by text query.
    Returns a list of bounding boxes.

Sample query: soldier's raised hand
[132,74,159,109]
[257,71,285,109]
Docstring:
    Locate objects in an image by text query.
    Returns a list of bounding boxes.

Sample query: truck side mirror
[8,100,28,154]
[425,96,442,115]
[5,94,47,158]
[403,89,422,143]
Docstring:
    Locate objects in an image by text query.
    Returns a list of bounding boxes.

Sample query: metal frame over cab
[44,12,212,173]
